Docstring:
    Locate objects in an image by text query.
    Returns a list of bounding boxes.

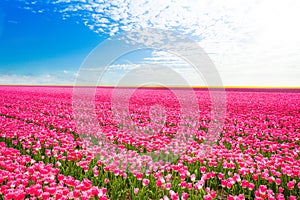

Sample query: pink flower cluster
[0,142,107,200]
[0,86,299,199]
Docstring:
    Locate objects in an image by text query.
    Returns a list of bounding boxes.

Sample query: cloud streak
[0,73,77,85]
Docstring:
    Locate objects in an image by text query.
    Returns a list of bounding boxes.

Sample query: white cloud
[82,64,140,71]
[17,0,300,86]
[76,60,205,86]
[0,74,76,85]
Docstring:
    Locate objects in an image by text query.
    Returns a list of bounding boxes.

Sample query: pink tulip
[142,179,150,186]
[287,181,295,190]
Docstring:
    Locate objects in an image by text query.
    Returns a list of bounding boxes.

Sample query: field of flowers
[0,86,299,200]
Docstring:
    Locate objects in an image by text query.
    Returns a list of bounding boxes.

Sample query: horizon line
[0,84,300,89]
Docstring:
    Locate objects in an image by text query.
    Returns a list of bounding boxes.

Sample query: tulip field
[0,86,299,200]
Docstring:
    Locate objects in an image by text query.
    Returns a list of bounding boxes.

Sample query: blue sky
[0,0,104,84]
[0,0,300,86]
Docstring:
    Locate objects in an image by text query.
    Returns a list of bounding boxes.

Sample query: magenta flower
[142,179,150,186]
[287,180,295,190]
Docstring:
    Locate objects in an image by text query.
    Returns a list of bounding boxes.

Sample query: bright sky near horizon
[0,0,300,86]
